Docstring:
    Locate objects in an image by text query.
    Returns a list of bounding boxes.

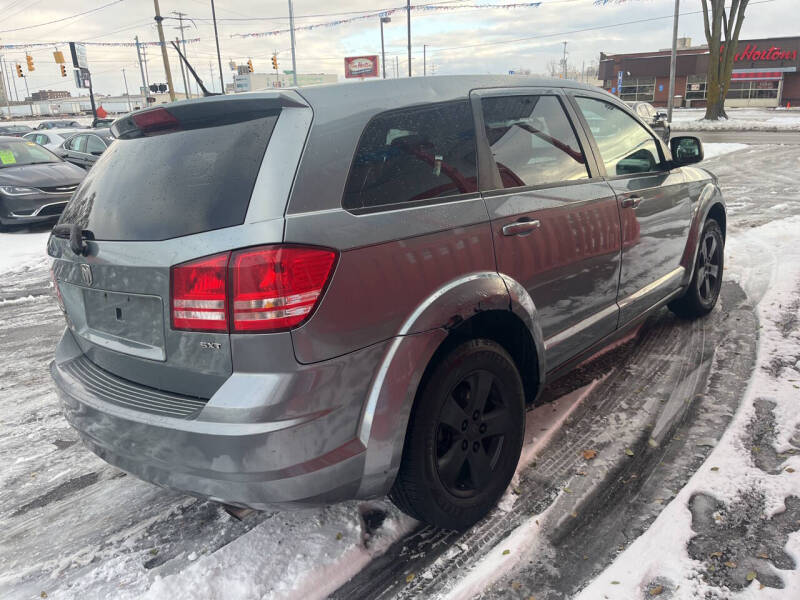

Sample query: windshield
[0,139,61,168]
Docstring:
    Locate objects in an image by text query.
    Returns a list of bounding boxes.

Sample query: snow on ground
[574,215,800,599]
[702,143,749,160]
[0,230,50,276]
[0,117,93,129]
[673,107,800,132]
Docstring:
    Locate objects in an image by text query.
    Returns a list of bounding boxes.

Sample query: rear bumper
[50,329,389,509]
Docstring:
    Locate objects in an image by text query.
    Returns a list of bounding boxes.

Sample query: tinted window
[0,139,60,167]
[59,115,278,241]
[39,134,50,145]
[86,135,106,154]
[343,101,477,210]
[576,97,662,176]
[482,95,588,189]
[67,135,87,152]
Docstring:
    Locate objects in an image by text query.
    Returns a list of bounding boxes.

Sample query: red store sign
[725,43,798,63]
[344,55,379,79]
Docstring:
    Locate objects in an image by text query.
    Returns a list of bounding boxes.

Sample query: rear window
[343,101,477,211]
[59,115,278,241]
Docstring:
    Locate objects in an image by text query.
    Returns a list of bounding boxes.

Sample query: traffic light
[16,64,23,78]
[157,83,167,93]
[271,55,278,70]
[60,64,67,77]
[25,54,34,71]
[149,84,158,92]
[53,50,65,64]
[247,59,254,73]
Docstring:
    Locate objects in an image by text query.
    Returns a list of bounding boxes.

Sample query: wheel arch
[354,272,546,499]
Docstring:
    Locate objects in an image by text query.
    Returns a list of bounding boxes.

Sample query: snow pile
[672,107,800,132]
[575,215,800,600]
[0,231,50,275]
[702,143,749,160]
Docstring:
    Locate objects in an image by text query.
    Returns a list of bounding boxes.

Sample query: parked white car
[22,130,83,152]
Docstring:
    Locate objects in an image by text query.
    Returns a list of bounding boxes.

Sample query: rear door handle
[620,195,642,209]
[502,219,541,236]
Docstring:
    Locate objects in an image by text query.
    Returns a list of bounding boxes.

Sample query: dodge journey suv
[49,76,725,530]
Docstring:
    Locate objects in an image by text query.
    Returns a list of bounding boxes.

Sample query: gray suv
[49,77,724,530]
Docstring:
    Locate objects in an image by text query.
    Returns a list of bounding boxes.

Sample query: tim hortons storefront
[598,36,800,108]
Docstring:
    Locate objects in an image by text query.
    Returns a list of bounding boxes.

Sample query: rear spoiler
[111,93,305,139]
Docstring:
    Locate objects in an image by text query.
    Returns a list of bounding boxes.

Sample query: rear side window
[481,95,588,189]
[575,97,663,176]
[86,135,105,154]
[59,115,278,241]
[343,101,477,211]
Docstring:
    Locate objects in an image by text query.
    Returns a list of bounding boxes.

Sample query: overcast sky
[0,0,795,98]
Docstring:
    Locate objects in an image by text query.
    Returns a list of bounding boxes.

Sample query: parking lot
[1,136,799,599]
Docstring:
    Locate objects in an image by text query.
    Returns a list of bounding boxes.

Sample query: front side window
[576,96,663,177]
[481,95,589,189]
[343,101,477,210]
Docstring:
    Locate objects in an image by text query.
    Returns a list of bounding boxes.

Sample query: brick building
[30,90,71,101]
[599,36,800,108]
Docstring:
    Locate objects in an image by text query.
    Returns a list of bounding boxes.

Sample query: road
[0,142,798,599]
[684,130,800,145]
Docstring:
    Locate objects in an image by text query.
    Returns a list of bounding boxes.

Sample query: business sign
[730,43,798,64]
[69,42,90,89]
[344,55,379,79]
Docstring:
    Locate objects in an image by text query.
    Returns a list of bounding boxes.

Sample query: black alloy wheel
[669,218,724,318]
[435,370,514,498]
[390,339,525,530]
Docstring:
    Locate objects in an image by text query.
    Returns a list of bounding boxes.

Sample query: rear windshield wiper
[52,223,93,256]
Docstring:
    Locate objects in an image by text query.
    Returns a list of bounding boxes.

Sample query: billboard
[344,55,379,79]
[69,42,90,89]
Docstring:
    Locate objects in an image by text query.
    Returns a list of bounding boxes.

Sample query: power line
[0,0,126,34]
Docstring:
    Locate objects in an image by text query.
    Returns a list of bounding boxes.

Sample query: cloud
[0,0,792,98]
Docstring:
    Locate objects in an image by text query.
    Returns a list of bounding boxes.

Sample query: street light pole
[424,44,426,76]
[406,0,411,77]
[210,0,225,94]
[667,0,680,123]
[288,0,298,86]
[380,16,391,79]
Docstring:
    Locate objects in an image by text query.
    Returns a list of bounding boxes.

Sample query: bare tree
[701,0,750,120]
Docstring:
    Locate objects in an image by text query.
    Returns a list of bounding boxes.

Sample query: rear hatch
[49,93,305,398]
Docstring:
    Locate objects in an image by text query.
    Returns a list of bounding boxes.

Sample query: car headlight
[0,186,41,196]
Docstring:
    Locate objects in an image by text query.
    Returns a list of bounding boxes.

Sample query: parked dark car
[35,120,85,130]
[55,129,114,169]
[627,101,671,142]
[0,124,33,137]
[0,136,85,228]
[49,77,724,529]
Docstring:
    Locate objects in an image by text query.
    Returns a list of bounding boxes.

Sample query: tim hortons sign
[344,55,379,79]
[725,42,799,63]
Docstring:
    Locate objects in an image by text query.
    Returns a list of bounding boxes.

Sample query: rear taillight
[170,245,337,333]
[230,246,337,332]
[171,253,229,332]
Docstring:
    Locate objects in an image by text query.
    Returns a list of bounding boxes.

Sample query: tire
[669,218,724,319]
[389,339,525,530]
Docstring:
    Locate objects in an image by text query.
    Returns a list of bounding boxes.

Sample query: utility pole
[175,37,189,99]
[1,56,12,117]
[406,0,412,76]
[562,41,568,79]
[153,0,176,101]
[210,0,225,94]
[21,72,32,116]
[667,0,680,123]
[172,11,192,98]
[142,44,151,89]
[423,44,426,76]
[379,16,390,79]
[135,35,148,95]
[122,67,132,111]
[288,0,298,86]
[395,56,399,79]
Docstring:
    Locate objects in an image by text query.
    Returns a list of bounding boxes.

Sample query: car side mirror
[670,136,703,166]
